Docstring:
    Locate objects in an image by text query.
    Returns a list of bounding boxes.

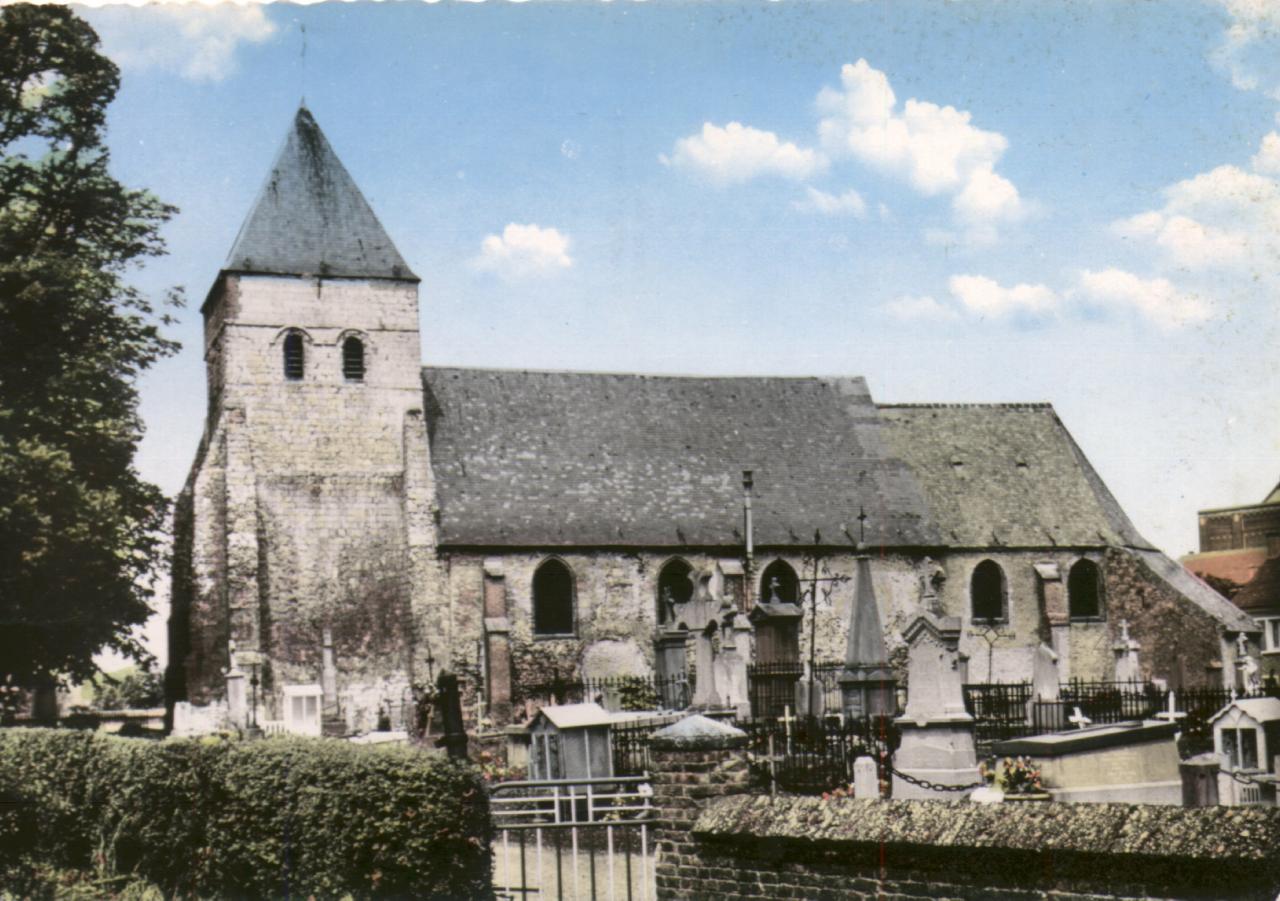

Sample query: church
[166,109,1259,735]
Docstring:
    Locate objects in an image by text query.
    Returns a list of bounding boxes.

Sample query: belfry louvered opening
[342,336,365,381]
[283,332,305,380]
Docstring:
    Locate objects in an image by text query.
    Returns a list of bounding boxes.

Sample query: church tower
[169,108,438,730]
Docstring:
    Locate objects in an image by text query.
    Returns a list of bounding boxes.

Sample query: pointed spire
[224,107,416,281]
[844,555,892,678]
[839,554,896,717]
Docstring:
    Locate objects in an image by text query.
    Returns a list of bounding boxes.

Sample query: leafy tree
[0,6,178,688]
[90,667,163,710]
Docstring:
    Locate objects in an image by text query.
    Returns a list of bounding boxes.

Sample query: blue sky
[76,0,1279,579]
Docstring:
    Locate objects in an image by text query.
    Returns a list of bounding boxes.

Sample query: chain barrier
[888,766,985,793]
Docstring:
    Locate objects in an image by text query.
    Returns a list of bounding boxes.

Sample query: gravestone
[1113,620,1141,683]
[1032,643,1059,701]
[838,553,896,718]
[993,721,1182,804]
[853,755,878,798]
[672,564,746,711]
[892,610,980,799]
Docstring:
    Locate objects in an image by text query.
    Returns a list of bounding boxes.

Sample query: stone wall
[680,795,1280,900]
[170,273,437,727]
[1102,547,1231,688]
[649,716,1280,901]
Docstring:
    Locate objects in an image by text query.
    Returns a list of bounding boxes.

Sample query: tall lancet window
[657,558,693,624]
[533,559,575,637]
[342,336,366,381]
[1068,559,1103,620]
[970,560,1006,623]
[283,332,305,381]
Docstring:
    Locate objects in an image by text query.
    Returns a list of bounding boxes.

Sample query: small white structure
[1211,697,1280,806]
[527,703,614,781]
[282,684,324,737]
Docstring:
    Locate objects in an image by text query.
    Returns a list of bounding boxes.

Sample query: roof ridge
[422,364,869,382]
[878,402,1054,410]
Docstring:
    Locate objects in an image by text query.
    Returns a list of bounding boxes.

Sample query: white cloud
[87,6,276,83]
[1210,0,1280,100]
[473,223,573,281]
[792,186,867,216]
[1109,135,1280,282]
[883,294,959,321]
[662,122,826,184]
[1078,268,1212,329]
[947,274,1059,319]
[1250,131,1280,174]
[1111,212,1249,269]
[815,59,1024,239]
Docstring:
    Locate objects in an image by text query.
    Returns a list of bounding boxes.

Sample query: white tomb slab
[992,720,1181,805]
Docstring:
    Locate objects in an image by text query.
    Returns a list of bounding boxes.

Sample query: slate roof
[224,107,416,281]
[877,404,1153,550]
[422,368,940,548]
[1234,555,1280,613]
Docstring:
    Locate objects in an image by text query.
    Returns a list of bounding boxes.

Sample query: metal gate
[490,775,655,901]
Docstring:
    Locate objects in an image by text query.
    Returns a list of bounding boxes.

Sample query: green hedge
[0,729,494,899]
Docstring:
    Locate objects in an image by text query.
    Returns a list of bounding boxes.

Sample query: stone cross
[1068,706,1093,729]
[673,565,741,709]
[1113,618,1142,684]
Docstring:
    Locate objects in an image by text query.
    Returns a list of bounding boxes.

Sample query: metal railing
[490,775,654,901]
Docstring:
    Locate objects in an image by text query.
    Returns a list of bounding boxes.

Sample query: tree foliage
[0,6,178,686]
[90,667,163,710]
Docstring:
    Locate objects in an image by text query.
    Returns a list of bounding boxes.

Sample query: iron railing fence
[738,712,900,795]
[963,682,1035,753]
[747,660,848,719]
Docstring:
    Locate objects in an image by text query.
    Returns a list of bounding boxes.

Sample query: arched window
[656,558,693,624]
[533,559,575,636]
[1068,559,1103,619]
[342,336,365,381]
[760,560,799,606]
[282,332,304,381]
[970,560,1006,622]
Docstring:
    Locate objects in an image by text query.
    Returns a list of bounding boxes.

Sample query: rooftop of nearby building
[1234,555,1280,613]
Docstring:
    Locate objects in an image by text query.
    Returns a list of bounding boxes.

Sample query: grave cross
[778,704,798,754]
[1153,690,1186,725]
[1068,706,1093,730]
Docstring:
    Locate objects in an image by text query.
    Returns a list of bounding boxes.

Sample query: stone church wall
[169,274,437,728]
[1102,547,1232,688]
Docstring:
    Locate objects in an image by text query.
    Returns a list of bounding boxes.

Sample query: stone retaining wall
[650,715,1280,901]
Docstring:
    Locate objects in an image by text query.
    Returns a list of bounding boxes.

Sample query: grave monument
[892,609,980,799]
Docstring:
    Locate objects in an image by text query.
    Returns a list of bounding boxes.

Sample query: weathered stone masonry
[168,107,1262,733]
[649,718,1280,901]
